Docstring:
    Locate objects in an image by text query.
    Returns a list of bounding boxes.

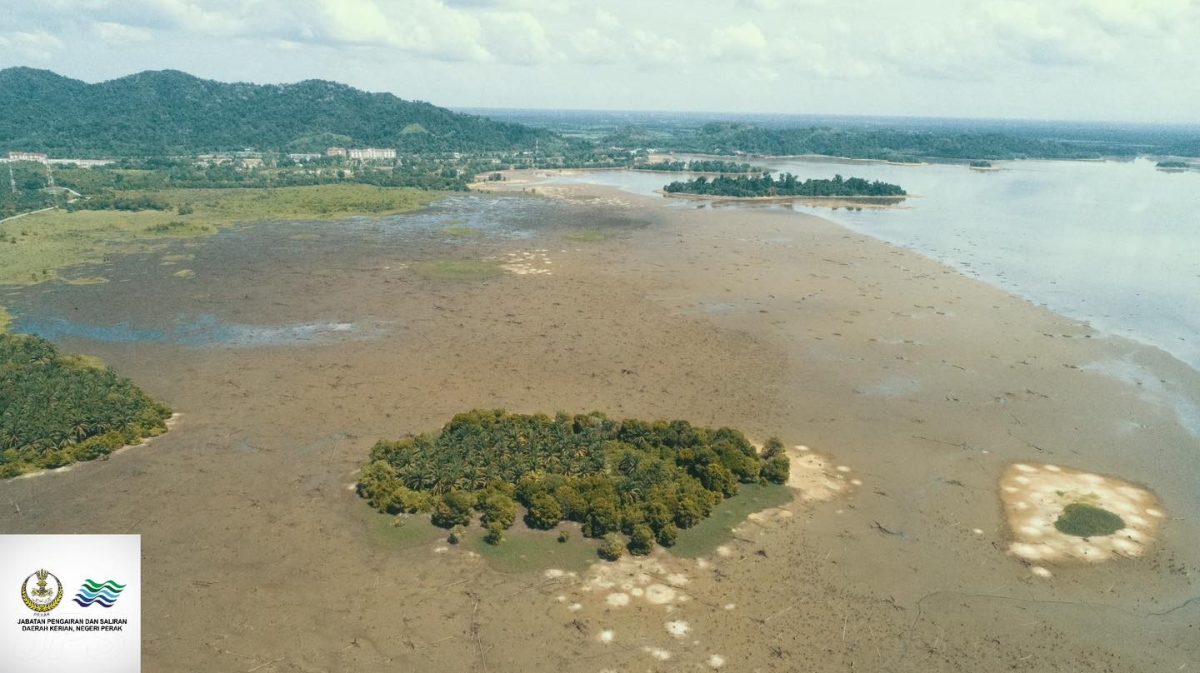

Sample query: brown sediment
[0,177,1196,672]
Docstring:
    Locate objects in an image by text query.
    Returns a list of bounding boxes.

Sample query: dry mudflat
[1,178,1197,672]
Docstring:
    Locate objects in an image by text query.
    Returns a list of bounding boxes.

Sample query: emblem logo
[20,569,64,613]
[72,579,127,608]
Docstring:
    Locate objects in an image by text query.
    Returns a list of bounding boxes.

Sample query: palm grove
[358,410,791,559]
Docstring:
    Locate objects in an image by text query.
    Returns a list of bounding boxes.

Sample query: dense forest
[0,333,172,478]
[0,67,561,157]
[634,159,764,173]
[663,173,906,198]
[358,410,790,556]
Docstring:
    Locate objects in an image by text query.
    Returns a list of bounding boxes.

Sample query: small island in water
[0,333,172,478]
[1156,160,1190,172]
[662,173,906,200]
[358,409,790,559]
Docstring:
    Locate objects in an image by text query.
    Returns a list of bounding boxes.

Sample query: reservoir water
[548,158,1200,372]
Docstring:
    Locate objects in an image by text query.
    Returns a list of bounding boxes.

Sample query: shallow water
[549,160,1200,371]
[6,193,613,348]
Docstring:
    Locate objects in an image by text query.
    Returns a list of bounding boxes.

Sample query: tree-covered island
[0,333,172,478]
[358,409,791,558]
[662,173,906,199]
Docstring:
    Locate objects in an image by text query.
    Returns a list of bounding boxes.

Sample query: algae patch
[1054,503,1125,538]
[412,259,504,281]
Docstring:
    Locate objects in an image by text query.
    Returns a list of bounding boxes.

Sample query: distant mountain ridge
[0,67,552,157]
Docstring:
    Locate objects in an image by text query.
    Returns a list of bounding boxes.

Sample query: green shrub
[598,534,625,561]
[628,525,655,556]
[525,493,564,529]
[483,521,506,545]
[432,491,475,529]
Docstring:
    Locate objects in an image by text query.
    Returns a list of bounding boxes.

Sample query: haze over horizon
[1,0,1197,125]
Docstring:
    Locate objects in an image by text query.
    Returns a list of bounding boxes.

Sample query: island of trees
[633,159,765,173]
[1156,160,1189,170]
[357,409,791,558]
[662,173,906,199]
[0,333,172,478]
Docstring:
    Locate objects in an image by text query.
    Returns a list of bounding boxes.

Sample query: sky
[1,0,1198,124]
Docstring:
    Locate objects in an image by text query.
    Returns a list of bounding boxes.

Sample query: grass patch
[64,276,109,286]
[412,259,504,281]
[670,483,794,558]
[362,511,443,552]
[1054,502,1125,537]
[0,184,435,287]
[442,225,483,238]
[467,525,598,574]
[0,306,10,333]
[563,228,615,242]
[144,220,213,237]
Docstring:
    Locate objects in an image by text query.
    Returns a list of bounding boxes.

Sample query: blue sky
[1,0,1197,123]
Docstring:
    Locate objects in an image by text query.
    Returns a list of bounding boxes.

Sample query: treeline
[358,410,790,557]
[663,173,906,198]
[0,333,172,478]
[610,121,1200,162]
[67,194,171,212]
[634,159,764,173]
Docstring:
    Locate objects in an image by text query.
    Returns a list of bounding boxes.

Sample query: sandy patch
[499,249,553,276]
[1001,462,1163,564]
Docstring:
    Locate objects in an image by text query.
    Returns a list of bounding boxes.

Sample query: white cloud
[710,21,769,62]
[0,30,65,60]
[1,0,1198,122]
[93,21,154,44]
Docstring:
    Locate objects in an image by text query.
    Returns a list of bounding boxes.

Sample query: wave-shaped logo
[72,579,126,608]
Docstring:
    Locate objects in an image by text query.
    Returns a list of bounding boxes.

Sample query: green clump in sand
[357,410,791,560]
[412,259,503,281]
[1054,502,1125,537]
[563,228,615,242]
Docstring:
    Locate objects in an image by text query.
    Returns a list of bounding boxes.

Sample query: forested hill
[0,68,557,157]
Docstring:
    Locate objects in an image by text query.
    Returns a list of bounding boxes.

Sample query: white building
[347,147,396,161]
[6,151,49,163]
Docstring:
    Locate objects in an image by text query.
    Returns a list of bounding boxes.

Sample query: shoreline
[1,174,1195,671]
[484,167,1198,377]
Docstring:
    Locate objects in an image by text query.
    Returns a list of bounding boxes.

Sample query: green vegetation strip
[0,333,172,478]
[1054,503,1125,537]
[358,410,791,561]
[0,184,435,288]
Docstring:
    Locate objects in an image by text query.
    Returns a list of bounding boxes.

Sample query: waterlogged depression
[4,194,633,348]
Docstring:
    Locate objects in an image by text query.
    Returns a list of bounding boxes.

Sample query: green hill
[0,67,555,157]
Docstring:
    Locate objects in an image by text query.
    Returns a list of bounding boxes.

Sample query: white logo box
[0,535,141,673]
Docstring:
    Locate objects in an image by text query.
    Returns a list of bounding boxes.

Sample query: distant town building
[6,151,49,163]
[48,158,113,168]
[287,153,322,162]
[326,147,347,157]
[347,147,396,161]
